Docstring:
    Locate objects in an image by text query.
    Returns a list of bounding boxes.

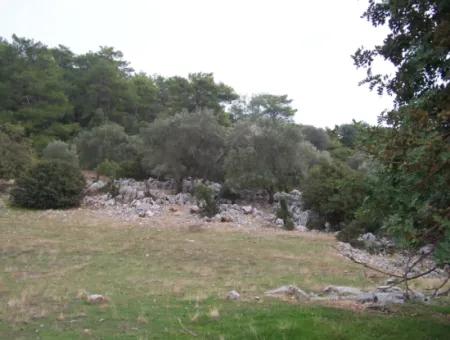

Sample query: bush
[42,140,79,167]
[276,198,295,230]
[301,161,368,230]
[194,184,219,217]
[96,159,122,179]
[11,161,85,209]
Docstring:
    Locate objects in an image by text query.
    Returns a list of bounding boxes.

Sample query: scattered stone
[226,290,240,301]
[323,285,362,296]
[86,294,108,304]
[242,205,253,215]
[86,180,106,194]
[265,285,310,301]
[190,205,200,214]
[275,218,284,226]
[273,190,309,228]
[144,210,154,218]
[385,277,397,285]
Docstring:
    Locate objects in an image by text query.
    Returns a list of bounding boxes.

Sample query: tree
[42,140,79,167]
[353,0,450,264]
[75,123,138,169]
[225,118,328,202]
[140,110,226,191]
[0,35,73,148]
[299,125,330,150]
[0,123,34,179]
[247,94,297,121]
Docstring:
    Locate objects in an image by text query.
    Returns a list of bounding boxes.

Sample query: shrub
[276,198,295,230]
[11,161,85,209]
[42,140,79,167]
[96,159,122,179]
[301,161,368,230]
[194,184,219,217]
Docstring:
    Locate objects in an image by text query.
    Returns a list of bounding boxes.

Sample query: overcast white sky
[0,0,395,127]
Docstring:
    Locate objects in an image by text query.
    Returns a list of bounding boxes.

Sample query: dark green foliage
[299,125,330,150]
[75,123,138,170]
[96,159,122,179]
[276,198,295,230]
[194,184,219,218]
[301,161,368,230]
[0,124,34,179]
[336,220,365,245]
[42,140,79,167]
[11,160,85,209]
[248,94,297,121]
[141,110,226,189]
[219,183,240,203]
[353,0,450,261]
[225,118,328,202]
[117,159,147,180]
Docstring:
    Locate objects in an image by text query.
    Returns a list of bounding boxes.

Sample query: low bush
[276,198,295,230]
[96,159,122,179]
[11,161,85,209]
[194,184,219,217]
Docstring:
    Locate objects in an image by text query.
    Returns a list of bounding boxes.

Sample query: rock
[355,293,377,303]
[190,205,200,214]
[374,292,405,305]
[296,225,308,232]
[359,232,377,242]
[385,277,397,285]
[242,205,253,215]
[273,190,309,227]
[226,290,240,301]
[86,294,108,304]
[145,210,154,218]
[376,286,403,293]
[86,180,106,194]
[323,285,362,296]
[169,206,178,212]
[265,285,309,301]
[275,218,284,226]
[419,244,434,255]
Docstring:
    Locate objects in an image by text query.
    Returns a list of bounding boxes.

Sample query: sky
[0,0,395,128]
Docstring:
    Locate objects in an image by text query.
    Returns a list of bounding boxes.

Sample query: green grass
[0,199,449,339]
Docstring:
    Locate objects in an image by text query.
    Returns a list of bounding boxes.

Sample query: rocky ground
[83,177,309,230]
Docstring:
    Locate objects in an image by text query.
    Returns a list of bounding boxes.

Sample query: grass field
[0,198,449,339]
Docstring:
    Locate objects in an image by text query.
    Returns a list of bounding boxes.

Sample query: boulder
[86,180,106,194]
[242,205,253,215]
[226,290,241,301]
[190,205,200,214]
[275,218,284,226]
[323,285,362,296]
[265,285,309,301]
[86,294,108,304]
